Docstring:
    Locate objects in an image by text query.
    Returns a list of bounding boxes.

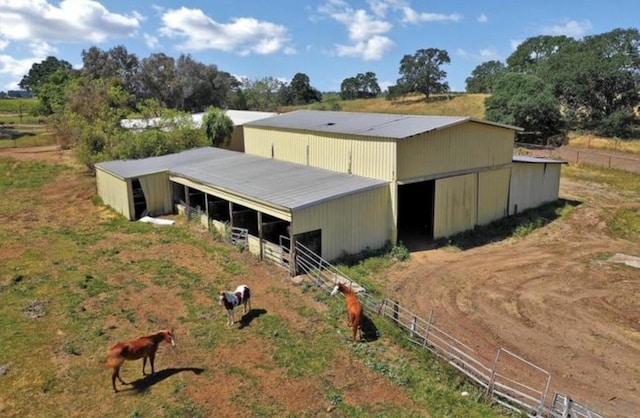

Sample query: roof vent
[327,122,335,126]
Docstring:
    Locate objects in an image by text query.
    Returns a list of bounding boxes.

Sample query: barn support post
[392,300,399,324]
[228,201,234,229]
[289,233,298,278]
[257,211,264,261]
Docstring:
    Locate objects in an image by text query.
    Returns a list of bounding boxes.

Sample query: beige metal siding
[433,173,477,238]
[244,127,396,181]
[397,122,514,181]
[509,163,562,215]
[293,185,392,260]
[96,168,132,220]
[138,172,173,216]
[477,167,510,225]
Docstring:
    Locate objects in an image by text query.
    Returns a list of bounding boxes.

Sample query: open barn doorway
[397,180,435,249]
[132,179,147,220]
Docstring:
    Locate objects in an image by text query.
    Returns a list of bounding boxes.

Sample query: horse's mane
[337,282,354,295]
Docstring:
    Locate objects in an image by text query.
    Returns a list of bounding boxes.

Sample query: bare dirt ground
[3,145,639,417]
[381,150,640,417]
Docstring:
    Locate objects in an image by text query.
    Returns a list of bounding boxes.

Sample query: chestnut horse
[331,282,363,342]
[219,284,251,326]
[105,329,176,392]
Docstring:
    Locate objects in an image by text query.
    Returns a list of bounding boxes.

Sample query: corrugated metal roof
[95,148,222,178]
[513,156,567,164]
[244,110,522,138]
[120,110,278,130]
[96,147,387,210]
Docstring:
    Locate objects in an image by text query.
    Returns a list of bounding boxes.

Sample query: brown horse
[105,329,176,393]
[331,282,363,342]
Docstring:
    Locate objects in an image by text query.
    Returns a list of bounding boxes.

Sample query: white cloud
[541,19,592,38]
[159,7,294,55]
[0,39,8,51]
[0,54,39,89]
[29,41,56,57]
[335,35,394,60]
[367,0,408,18]
[477,13,487,23]
[0,0,140,43]
[510,39,522,51]
[143,33,160,49]
[401,7,462,24]
[319,0,394,60]
[457,47,501,62]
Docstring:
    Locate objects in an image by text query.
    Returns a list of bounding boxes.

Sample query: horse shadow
[238,308,267,329]
[359,313,379,342]
[125,367,205,393]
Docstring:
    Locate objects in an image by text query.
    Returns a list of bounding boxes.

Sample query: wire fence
[279,236,606,418]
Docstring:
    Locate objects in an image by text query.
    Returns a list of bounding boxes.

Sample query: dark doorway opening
[132,179,147,220]
[397,180,435,247]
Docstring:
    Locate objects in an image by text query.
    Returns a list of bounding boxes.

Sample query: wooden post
[257,211,263,261]
[392,300,399,324]
[410,316,416,339]
[423,310,433,347]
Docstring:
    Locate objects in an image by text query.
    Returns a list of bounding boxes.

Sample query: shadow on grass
[439,198,583,251]
[399,198,583,252]
[122,367,205,394]
[238,308,267,329]
[360,313,379,342]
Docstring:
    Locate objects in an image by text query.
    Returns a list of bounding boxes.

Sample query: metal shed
[244,110,522,241]
[509,156,567,215]
[95,147,390,260]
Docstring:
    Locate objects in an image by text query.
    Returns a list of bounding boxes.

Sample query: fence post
[422,310,433,347]
[392,300,400,324]
[576,151,580,163]
[378,299,387,316]
[410,316,416,339]
[608,156,612,168]
[486,349,502,399]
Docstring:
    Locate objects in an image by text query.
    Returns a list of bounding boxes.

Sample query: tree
[19,56,73,94]
[393,48,450,100]
[240,76,286,111]
[202,107,234,147]
[340,72,381,100]
[546,28,640,136]
[485,73,564,142]
[506,35,577,74]
[465,60,507,93]
[279,73,322,105]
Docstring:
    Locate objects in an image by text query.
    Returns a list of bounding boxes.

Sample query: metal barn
[95,147,390,261]
[243,110,523,241]
[509,156,567,215]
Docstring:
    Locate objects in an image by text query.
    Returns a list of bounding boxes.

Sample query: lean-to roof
[96,147,387,211]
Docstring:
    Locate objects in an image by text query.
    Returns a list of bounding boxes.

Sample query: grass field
[0,153,513,417]
[0,98,53,148]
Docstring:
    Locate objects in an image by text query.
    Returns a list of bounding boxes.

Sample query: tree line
[17,27,640,169]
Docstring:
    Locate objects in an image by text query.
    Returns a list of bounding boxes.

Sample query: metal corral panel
[509,159,564,215]
[293,185,393,260]
[96,167,133,220]
[397,122,514,181]
[434,173,477,238]
[244,126,396,181]
[478,168,510,225]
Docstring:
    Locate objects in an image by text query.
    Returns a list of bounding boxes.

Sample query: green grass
[0,155,522,417]
[0,97,39,113]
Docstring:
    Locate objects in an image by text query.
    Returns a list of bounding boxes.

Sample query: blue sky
[1,0,639,93]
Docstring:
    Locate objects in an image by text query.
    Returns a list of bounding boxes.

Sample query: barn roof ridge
[244,109,522,138]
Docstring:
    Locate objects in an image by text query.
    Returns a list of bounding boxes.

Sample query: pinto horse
[105,329,176,393]
[331,282,363,342]
[219,284,251,326]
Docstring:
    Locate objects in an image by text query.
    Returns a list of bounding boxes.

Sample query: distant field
[0,97,39,114]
